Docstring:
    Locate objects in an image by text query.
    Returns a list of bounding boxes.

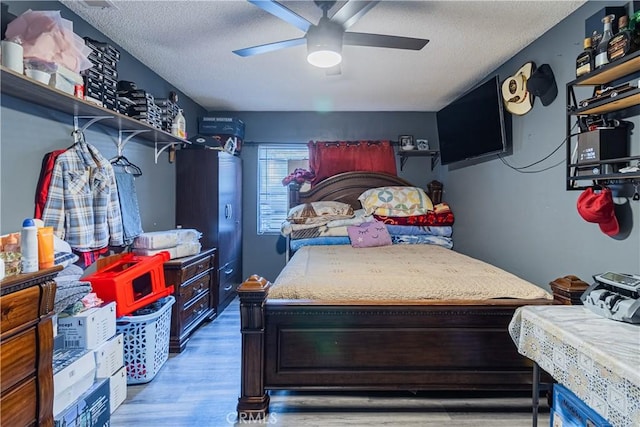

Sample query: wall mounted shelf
[1,65,189,160]
[565,50,640,190]
[397,149,439,171]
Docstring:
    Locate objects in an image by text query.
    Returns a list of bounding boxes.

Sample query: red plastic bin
[84,252,174,317]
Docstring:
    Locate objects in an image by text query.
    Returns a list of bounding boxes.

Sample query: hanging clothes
[34,149,68,219]
[113,170,144,246]
[308,140,397,186]
[42,140,124,252]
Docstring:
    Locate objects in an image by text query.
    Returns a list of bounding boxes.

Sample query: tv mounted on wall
[436,76,512,165]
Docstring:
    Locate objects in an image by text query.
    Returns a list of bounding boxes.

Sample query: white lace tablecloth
[509,305,640,427]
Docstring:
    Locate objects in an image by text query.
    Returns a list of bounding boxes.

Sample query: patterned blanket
[270,245,551,301]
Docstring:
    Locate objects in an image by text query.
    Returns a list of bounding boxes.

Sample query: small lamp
[306,18,343,68]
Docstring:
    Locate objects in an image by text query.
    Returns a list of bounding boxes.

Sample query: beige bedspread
[269,245,552,301]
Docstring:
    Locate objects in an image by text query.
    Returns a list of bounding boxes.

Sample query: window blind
[257,144,309,234]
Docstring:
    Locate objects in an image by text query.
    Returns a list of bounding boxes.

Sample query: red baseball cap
[576,187,619,236]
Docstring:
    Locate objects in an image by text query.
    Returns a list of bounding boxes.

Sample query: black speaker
[576,127,628,176]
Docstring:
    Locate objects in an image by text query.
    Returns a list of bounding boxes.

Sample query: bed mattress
[270,244,552,301]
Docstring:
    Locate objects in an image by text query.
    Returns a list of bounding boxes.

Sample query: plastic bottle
[172,109,186,139]
[37,226,54,269]
[21,218,39,273]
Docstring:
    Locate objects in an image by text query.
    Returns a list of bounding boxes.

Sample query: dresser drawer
[0,286,40,336]
[179,271,212,309]
[218,258,241,306]
[165,254,213,287]
[1,327,37,393]
[181,291,211,330]
[1,377,37,427]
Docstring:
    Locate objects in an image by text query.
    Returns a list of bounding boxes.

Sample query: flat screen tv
[436,76,512,165]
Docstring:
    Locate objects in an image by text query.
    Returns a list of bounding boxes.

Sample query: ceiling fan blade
[330,1,379,29]
[233,37,306,57]
[248,0,313,33]
[343,32,429,50]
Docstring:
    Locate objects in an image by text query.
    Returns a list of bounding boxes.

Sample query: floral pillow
[347,220,392,248]
[287,201,354,224]
[358,186,434,216]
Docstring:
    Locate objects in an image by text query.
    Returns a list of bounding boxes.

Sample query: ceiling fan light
[307,49,342,68]
[306,17,344,68]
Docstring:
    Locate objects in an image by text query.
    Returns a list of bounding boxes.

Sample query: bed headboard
[288,171,413,210]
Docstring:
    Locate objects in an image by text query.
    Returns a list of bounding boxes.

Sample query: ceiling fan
[233,0,429,71]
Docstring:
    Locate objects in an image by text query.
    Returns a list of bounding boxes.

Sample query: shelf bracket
[430,152,439,170]
[117,129,150,156]
[154,141,181,164]
[400,155,408,171]
[73,115,113,133]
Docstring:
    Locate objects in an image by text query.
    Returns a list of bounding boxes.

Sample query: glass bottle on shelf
[576,37,595,77]
[607,15,637,62]
[595,14,615,68]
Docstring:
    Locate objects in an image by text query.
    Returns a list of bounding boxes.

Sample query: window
[257,144,309,234]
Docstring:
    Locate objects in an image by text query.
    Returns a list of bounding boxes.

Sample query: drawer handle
[224,268,234,275]
[194,303,207,316]
[223,284,233,291]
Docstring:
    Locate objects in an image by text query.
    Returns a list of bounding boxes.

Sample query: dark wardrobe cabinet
[176,149,243,315]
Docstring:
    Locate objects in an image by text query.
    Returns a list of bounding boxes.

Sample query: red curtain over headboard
[308,140,397,186]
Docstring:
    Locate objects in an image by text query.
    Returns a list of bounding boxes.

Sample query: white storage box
[53,349,96,416]
[58,302,116,350]
[109,366,128,414]
[133,231,179,249]
[175,228,202,243]
[132,246,178,259]
[132,242,201,259]
[94,333,124,378]
[49,64,82,95]
[117,296,175,384]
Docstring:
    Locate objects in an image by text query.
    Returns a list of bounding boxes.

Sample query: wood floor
[111,298,549,426]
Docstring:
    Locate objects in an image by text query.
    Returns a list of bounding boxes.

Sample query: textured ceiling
[61,0,585,112]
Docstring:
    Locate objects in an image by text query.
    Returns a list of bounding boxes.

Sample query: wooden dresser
[164,248,217,352]
[1,267,61,427]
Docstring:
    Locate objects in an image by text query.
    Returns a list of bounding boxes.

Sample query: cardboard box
[94,333,124,378]
[109,366,127,414]
[54,377,110,427]
[58,302,117,350]
[198,116,245,139]
[53,349,96,416]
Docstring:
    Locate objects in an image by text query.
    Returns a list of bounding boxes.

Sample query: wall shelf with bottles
[565,49,640,190]
[397,149,439,171]
[0,65,189,160]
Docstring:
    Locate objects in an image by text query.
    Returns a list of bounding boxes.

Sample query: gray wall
[2,1,639,290]
[234,111,439,281]
[1,1,206,235]
[436,1,640,288]
[234,1,640,287]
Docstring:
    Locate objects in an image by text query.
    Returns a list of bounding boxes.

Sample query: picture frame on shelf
[416,139,429,150]
[399,135,414,151]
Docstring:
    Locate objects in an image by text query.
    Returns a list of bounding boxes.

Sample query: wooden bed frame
[237,172,555,416]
